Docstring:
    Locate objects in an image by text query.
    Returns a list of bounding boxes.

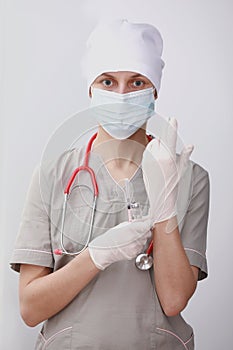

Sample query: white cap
[82,19,165,95]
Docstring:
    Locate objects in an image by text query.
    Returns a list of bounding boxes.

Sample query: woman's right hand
[88,217,152,270]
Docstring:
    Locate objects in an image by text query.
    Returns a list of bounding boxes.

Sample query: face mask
[90,87,155,139]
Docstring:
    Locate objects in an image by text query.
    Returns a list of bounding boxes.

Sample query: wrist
[153,215,178,235]
[149,194,177,225]
[83,248,103,272]
[87,246,113,271]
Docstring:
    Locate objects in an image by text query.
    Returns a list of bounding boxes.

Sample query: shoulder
[189,160,210,188]
[40,147,85,179]
[36,147,86,200]
[176,156,210,214]
[187,160,210,210]
[175,153,210,191]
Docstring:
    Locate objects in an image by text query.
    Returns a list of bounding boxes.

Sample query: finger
[144,137,160,156]
[182,144,194,158]
[166,117,178,154]
[132,218,152,232]
[159,117,177,156]
[133,215,151,224]
[179,144,194,170]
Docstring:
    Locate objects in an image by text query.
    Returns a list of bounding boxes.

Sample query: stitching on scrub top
[14,248,52,255]
[42,327,72,349]
[39,331,46,343]
[184,248,206,259]
[102,160,141,189]
[156,328,189,350]
[184,333,194,345]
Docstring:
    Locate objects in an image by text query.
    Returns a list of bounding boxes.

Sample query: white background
[1,0,233,348]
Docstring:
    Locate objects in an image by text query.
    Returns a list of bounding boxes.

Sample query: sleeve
[180,163,210,281]
[10,165,54,272]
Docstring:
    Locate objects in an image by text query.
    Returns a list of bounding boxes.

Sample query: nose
[115,82,131,94]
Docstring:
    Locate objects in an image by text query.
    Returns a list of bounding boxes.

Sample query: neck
[92,124,149,169]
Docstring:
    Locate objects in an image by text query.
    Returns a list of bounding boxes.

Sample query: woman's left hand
[142,117,194,225]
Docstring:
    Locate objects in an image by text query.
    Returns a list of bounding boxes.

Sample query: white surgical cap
[82,19,165,94]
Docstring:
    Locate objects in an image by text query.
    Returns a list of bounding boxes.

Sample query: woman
[10,19,209,349]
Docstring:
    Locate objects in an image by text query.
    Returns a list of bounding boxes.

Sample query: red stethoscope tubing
[64,133,98,196]
[55,132,153,257]
[146,239,154,256]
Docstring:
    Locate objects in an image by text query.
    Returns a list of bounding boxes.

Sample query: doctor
[10,19,209,349]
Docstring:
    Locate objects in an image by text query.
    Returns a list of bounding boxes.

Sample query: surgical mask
[90,87,155,139]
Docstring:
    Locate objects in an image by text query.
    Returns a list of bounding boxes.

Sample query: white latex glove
[88,217,152,270]
[142,117,194,226]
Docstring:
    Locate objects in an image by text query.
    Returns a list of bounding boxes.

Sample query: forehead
[97,71,150,80]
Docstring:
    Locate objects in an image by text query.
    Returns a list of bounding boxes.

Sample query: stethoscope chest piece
[135,253,153,271]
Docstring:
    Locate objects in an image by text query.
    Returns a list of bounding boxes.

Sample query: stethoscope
[54,132,154,271]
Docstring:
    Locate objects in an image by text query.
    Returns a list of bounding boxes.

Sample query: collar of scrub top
[54,131,154,261]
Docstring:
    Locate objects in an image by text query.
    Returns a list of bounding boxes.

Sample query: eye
[102,79,113,87]
[132,80,144,88]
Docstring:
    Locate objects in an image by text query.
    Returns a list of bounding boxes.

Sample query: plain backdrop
[1,0,233,349]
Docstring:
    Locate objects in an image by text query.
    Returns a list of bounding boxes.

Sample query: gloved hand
[88,217,152,270]
[142,117,194,226]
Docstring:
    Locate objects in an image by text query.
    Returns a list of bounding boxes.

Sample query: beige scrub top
[10,144,210,350]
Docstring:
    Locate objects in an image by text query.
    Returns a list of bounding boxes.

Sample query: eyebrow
[98,73,146,79]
